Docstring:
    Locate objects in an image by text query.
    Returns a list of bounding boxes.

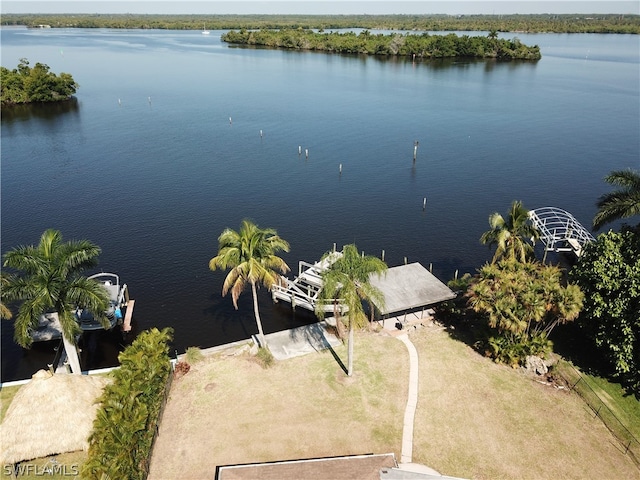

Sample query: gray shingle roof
[369,263,456,316]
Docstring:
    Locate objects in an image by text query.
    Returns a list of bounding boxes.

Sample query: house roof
[369,263,456,316]
[215,453,397,480]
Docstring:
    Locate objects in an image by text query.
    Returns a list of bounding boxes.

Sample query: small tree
[315,244,387,376]
[480,200,540,263]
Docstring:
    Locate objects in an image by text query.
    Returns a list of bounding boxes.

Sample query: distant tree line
[1,58,78,106]
[222,28,541,60]
[2,13,639,34]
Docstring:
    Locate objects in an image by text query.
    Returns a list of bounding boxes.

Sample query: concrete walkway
[396,333,419,465]
[265,322,341,361]
[395,332,454,478]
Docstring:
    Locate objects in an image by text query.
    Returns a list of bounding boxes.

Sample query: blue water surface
[1,28,638,380]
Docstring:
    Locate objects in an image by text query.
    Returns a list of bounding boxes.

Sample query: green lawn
[580,371,640,439]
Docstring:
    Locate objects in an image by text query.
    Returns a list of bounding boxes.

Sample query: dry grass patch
[148,331,408,479]
[410,327,639,480]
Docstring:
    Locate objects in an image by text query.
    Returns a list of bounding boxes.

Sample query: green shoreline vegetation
[1,13,639,34]
[1,58,78,107]
[222,28,541,60]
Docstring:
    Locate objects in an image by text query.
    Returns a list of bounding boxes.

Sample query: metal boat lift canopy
[528,206,595,258]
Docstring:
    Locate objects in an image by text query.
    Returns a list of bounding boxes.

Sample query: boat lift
[271,250,343,313]
[528,206,595,262]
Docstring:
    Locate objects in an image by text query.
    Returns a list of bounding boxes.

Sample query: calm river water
[1,28,638,381]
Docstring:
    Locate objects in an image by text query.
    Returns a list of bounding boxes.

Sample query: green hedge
[82,327,173,480]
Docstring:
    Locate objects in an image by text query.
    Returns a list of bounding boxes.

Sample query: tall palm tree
[2,229,110,374]
[593,169,640,231]
[480,200,540,263]
[209,219,290,348]
[315,244,387,377]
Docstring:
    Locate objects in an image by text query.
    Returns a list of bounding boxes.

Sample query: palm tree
[593,169,640,230]
[2,229,110,374]
[314,244,387,377]
[209,219,290,348]
[1,271,13,320]
[480,200,540,263]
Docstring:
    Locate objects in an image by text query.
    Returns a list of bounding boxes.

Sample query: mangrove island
[221,29,542,60]
[0,58,79,107]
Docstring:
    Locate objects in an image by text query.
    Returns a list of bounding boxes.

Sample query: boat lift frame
[528,206,595,262]
[271,250,344,313]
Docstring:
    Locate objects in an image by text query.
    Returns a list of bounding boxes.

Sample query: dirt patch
[203,382,217,392]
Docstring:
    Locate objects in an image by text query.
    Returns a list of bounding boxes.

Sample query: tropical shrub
[184,346,204,365]
[255,346,275,368]
[466,258,583,367]
[82,327,173,480]
[569,226,640,396]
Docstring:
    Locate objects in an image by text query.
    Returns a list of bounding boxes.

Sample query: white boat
[202,23,210,35]
[30,273,129,342]
[76,273,129,331]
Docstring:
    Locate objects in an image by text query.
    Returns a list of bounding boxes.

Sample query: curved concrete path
[396,333,419,464]
[395,332,453,478]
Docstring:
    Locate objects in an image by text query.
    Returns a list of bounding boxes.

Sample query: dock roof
[369,263,456,316]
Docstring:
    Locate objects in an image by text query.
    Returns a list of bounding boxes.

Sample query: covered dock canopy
[369,262,456,317]
[528,206,595,259]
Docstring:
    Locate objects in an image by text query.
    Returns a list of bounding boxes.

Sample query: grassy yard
[411,327,639,479]
[2,327,638,479]
[150,327,639,479]
[149,331,408,479]
[578,369,640,440]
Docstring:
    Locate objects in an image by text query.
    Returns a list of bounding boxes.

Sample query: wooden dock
[122,299,135,332]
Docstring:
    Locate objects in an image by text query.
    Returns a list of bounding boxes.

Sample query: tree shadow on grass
[286,322,348,375]
[435,300,490,357]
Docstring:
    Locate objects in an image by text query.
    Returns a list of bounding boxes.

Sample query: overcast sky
[2,1,638,15]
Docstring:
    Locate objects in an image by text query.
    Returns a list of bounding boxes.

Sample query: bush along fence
[82,327,174,480]
[555,361,640,467]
